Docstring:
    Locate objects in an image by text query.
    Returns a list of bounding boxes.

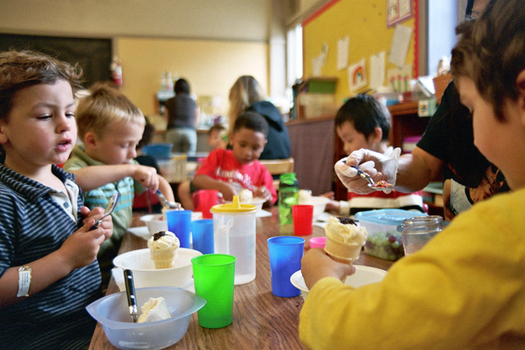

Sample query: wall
[0,0,275,118]
[0,0,270,41]
[116,37,268,117]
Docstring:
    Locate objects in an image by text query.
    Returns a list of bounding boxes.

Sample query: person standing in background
[228,75,291,160]
[165,78,199,154]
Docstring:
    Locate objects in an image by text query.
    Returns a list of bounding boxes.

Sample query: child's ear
[0,120,8,145]
[84,131,97,148]
[517,69,525,125]
[369,126,383,144]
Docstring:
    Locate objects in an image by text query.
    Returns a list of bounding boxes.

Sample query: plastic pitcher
[210,195,257,285]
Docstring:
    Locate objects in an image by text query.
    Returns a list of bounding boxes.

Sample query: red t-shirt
[196,149,277,204]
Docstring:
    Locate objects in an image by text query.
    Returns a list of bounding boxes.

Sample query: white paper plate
[290,265,387,301]
[128,226,151,240]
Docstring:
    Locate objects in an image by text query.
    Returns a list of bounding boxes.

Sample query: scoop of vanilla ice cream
[325,216,367,246]
[137,297,172,323]
[147,231,180,250]
[239,189,253,202]
[298,189,312,204]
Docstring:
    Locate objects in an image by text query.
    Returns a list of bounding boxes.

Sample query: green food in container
[355,209,427,261]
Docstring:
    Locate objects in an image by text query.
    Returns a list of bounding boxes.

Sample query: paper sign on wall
[348,59,367,92]
[369,51,386,90]
[337,37,349,71]
[388,24,413,68]
[387,0,413,27]
[312,43,329,76]
[387,64,412,92]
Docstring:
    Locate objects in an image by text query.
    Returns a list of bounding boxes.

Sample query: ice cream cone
[324,235,362,263]
[150,246,178,269]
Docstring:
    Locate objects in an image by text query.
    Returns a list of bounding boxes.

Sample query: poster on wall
[387,0,413,27]
[348,59,367,92]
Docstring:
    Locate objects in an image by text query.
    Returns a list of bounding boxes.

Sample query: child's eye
[66,112,75,118]
[37,114,52,120]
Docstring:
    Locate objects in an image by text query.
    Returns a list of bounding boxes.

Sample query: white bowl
[86,286,205,350]
[290,265,387,301]
[113,248,202,288]
[310,196,330,218]
[140,214,168,237]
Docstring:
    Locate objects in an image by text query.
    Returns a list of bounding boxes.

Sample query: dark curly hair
[451,0,525,121]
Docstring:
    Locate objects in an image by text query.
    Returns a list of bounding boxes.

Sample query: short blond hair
[76,82,144,140]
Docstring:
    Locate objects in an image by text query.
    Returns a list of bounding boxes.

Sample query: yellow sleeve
[299,189,525,350]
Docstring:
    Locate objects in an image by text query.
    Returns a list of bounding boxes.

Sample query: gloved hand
[334,147,401,194]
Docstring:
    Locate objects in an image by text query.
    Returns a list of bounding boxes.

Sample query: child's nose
[56,115,72,132]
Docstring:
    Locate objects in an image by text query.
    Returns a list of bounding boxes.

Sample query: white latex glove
[334,147,401,194]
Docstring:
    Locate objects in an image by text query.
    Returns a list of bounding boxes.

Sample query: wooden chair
[260,158,294,190]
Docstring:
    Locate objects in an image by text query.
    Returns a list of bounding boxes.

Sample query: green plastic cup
[191,254,236,328]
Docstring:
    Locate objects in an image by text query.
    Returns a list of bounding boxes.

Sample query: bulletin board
[302,0,417,104]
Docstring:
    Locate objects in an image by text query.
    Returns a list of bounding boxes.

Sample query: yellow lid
[210,195,257,213]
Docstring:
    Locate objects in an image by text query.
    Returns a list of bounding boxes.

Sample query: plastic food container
[355,209,427,261]
[86,287,205,350]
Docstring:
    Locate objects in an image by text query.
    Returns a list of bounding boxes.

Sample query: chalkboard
[0,34,113,88]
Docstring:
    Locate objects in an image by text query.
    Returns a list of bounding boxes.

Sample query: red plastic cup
[292,204,314,236]
[192,189,220,219]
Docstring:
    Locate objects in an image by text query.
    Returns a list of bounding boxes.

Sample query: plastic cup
[192,189,220,219]
[292,205,314,236]
[267,236,305,297]
[166,210,192,248]
[191,219,214,254]
[192,254,236,328]
[309,236,327,249]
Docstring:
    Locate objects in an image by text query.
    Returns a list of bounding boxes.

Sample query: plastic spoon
[90,192,120,230]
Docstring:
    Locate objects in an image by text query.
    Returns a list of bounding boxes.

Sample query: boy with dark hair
[325,94,424,215]
[178,111,276,209]
[300,0,525,348]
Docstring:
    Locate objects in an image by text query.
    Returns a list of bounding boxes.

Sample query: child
[133,116,162,212]
[178,111,277,210]
[207,123,228,150]
[324,94,425,215]
[300,0,525,348]
[0,50,113,349]
[64,83,175,287]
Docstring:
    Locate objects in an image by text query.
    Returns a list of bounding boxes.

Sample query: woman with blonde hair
[228,75,291,160]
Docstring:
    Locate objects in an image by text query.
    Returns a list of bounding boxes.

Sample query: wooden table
[89,208,394,350]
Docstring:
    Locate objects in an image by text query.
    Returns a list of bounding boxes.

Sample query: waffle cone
[150,246,178,269]
[324,236,362,263]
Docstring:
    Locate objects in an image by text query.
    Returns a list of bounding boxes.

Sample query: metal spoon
[155,189,182,210]
[90,192,120,230]
[124,269,139,323]
[350,166,393,190]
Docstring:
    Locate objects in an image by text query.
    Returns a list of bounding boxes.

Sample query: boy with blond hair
[300,0,525,348]
[0,50,113,349]
[64,83,174,286]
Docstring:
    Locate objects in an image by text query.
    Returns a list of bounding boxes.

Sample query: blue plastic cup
[166,210,192,248]
[267,236,305,297]
[191,219,214,254]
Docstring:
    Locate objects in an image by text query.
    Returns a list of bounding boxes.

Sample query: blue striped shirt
[0,165,101,349]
